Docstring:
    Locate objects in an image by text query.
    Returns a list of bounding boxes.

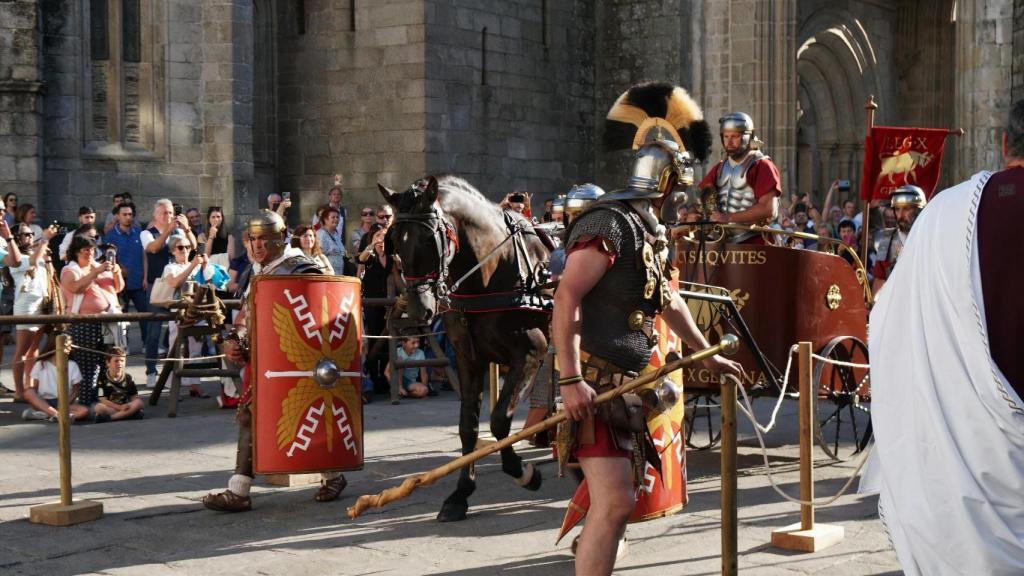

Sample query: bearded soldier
[556,83,743,574]
[695,112,782,243]
[203,211,348,511]
[872,185,926,293]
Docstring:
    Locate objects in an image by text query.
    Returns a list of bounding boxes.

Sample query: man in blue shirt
[104,202,156,380]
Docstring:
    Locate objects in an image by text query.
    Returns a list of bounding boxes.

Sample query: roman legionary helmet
[719,111,757,156]
[888,184,927,209]
[565,183,606,218]
[603,82,712,200]
[245,210,287,245]
[551,195,566,217]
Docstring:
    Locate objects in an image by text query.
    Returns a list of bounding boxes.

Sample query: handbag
[149,277,177,307]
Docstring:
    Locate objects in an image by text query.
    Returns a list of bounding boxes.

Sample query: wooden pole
[798,341,814,530]
[56,334,72,506]
[29,335,104,526]
[770,341,844,551]
[720,375,738,576]
[347,336,740,519]
[860,96,877,264]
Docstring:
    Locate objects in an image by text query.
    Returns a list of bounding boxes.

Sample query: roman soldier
[202,210,349,512]
[872,184,926,293]
[695,112,782,243]
[554,82,742,575]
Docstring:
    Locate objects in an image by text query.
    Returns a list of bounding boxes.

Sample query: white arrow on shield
[264,370,363,379]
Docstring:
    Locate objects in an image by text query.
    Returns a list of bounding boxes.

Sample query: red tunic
[977,166,1024,400]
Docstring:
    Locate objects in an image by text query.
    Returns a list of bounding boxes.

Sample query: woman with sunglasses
[61,234,124,409]
[1,221,58,401]
[350,206,376,255]
[161,235,208,398]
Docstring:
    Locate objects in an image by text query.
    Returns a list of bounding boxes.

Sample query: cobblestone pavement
[0,346,900,576]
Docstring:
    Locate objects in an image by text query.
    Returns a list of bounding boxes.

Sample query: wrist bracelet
[557,375,584,386]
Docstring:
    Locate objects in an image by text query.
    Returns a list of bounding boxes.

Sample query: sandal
[313,475,347,502]
[203,489,252,512]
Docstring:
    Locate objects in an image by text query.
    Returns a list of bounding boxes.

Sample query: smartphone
[838,179,851,191]
[104,248,117,265]
[282,191,291,202]
[173,203,183,216]
[509,193,525,203]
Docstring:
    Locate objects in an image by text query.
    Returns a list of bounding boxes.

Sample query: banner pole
[860,95,878,264]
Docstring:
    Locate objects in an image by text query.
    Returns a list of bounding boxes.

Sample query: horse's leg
[438,355,483,522]
[490,327,546,492]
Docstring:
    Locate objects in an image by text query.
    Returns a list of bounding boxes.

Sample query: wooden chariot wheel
[683,391,722,451]
[812,336,871,461]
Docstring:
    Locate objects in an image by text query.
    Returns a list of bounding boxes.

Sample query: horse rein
[393,207,458,303]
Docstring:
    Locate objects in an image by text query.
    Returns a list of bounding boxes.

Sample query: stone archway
[796,8,881,205]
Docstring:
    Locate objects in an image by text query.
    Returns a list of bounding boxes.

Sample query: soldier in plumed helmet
[694,112,782,243]
[872,184,926,293]
[554,82,742,575]
[202,210,349,512]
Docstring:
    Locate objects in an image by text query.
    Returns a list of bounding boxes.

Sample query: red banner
[861,126,951,201]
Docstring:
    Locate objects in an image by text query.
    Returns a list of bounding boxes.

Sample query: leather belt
[579,351,636,387]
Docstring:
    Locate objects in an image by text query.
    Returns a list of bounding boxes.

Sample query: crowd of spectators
[1,181,452,422]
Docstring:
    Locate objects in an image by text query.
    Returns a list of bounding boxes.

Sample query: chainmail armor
[565,201,662,373]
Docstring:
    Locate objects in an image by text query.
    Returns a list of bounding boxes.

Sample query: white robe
[860,171,1024,575]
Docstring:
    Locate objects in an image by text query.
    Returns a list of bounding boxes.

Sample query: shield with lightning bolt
[556,277,688,543]
[251,275,364,474]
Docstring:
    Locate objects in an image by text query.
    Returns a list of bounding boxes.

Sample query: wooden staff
[347,334,741,519]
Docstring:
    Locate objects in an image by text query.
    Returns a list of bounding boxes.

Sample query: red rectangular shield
[250,275,364,474]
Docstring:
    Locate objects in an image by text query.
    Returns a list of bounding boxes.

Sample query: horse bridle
[392,206,458,305]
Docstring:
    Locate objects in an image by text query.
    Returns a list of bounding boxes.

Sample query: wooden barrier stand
[28,335,104,526]
[720,375,738,575]
[770,341,844,551]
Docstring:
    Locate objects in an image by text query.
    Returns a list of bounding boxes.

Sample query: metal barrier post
[771,341,844,551]
[721,375,738,576]
[28,335,104,526]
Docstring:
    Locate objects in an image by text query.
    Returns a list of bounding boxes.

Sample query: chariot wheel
[684,392,722,450]
[812,336,871,461]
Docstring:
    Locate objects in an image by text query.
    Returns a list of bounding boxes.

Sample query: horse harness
[394,205,551,314]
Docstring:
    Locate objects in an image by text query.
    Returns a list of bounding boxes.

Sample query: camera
[838,179,851,191]
[173,203,183,216]
[509,193,525,203]
[282,191,291,202]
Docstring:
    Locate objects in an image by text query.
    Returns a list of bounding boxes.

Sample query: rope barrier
[731,374,873,507]
[68,343,225,363]
[362,330,446,340]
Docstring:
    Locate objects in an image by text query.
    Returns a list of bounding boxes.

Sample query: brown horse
[379,175,550,522]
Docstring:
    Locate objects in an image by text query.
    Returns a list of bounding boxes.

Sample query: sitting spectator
[94,347,144,422]
[20,330,90,422]
[161,235,208,398]
[292,225,334,274]
[62,235,125,407]
[384,337,431,398]
[316,207,348,275]
[3,221,58,402]
[59,207,97,261]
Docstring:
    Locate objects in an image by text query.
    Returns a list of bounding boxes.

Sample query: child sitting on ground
[94,346,144,422]
[21,331,89,422]
[384,337,431,398]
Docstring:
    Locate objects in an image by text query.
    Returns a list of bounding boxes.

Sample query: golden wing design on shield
[276,379,322,449]
[273,303,321,372]
[320,295,362,450]
[273,302,323,450]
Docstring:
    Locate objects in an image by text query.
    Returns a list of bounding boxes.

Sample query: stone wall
[954,0,1014,179]
[275,0,428,223]
[0,0,43,206]
[424,0,595,203]
[1014,0,1024,103]
[594,0,690,185]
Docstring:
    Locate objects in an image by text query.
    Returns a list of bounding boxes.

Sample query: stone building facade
[1,0,1022,228]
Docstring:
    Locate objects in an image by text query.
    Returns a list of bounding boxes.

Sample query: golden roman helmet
[246,210,287,243]
[888,185,927,210]
[603,82,712,200]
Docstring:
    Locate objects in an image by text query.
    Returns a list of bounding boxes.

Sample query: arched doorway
[796,9,880,206]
